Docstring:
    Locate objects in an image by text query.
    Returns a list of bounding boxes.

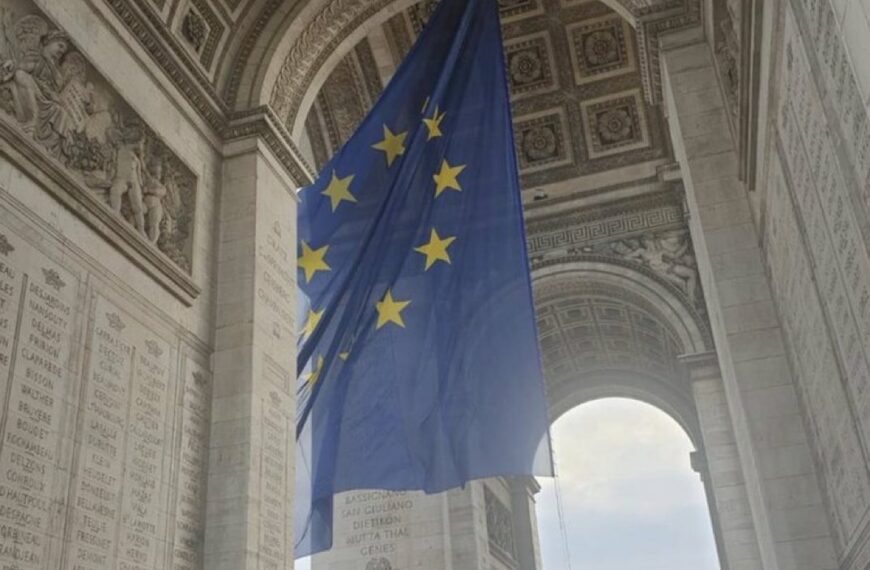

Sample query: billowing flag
[294,0,552,556]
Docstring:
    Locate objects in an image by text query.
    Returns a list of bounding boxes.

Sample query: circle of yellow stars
[299,97,465,387]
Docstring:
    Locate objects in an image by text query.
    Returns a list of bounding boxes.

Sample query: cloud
[536,398,720,570]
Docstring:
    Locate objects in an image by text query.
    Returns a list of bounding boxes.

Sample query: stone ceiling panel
[306,0,671,189]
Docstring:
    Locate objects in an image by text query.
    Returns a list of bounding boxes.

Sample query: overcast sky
[536,398,720,570]
[297,398,719,570]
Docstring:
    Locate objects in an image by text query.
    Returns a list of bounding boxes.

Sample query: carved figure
[142,158,168,243]
[0,6,196,272]
[109,134,146,235]
[615,231,698,302]
[0,17,91,155]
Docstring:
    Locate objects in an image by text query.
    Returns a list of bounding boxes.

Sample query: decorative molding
[0,121,200,303]
[535,278,687,381]
[635,1,703,104]
[513,108,573,173]
[101,0,228,129]
[498,0,544,22]
[179,0,225,69]
[566,13,636,85]
[0,0,201,302]
[580,88,650,159]
[504,31,558,99]
[223,106,316,186]
[533,253,712,346]
[484,485,517,567]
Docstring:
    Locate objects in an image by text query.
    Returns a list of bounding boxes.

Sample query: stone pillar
[661,36,838,570]
[205,131,300,569]
[682,351,764,570]
[508,477,542,570]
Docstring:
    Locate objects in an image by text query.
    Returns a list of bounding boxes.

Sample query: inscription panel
[792,0,870,221]
[765,156,870,547]
[0,226,79,569]
[769,2,870,550]
[64,296,177,570]
[259,390,291,570]
[314,490,446,570]
[170,358,211,570]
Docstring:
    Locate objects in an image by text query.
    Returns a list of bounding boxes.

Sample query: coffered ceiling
[303,0,681,192]
[99,0,701,146]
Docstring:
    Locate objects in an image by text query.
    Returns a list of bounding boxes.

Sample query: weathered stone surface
[0,0,868,569]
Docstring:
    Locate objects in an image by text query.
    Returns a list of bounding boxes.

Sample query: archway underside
[296,0,690,196]
[534,267,708,446]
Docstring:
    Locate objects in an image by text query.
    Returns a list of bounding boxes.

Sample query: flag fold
[295,0,553,556]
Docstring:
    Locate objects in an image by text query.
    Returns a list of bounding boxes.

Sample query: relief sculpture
[0,0,195,272]
[611,229,699,304]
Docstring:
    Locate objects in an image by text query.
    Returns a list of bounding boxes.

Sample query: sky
[536,398,721,570]
[296,397,719,570]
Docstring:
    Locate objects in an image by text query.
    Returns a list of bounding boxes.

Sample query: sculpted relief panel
[0,0,197,277]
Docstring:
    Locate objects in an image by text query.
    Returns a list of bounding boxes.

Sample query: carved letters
[172,360,211,570]
[0,227,78,569]
[770,3,870,550]
[65,296,178,569]
[0,222,212,569]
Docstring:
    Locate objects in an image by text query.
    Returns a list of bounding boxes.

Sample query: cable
[552,449,574,570]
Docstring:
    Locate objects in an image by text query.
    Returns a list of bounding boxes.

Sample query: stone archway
[539,396,721,568]
[222,0,702,140]
[532,260,709,448]
[528,259,727,567]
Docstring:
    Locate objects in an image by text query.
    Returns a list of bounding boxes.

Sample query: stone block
[728,327,786,363]
[717,274,772,308]
[709,248,766,280]
[758,444,815,479]
[722,300,780,334]
[705,223,759,257]
[744,385,800,420]
[770,504,835,542]
[734,355,793,390]
[698,198,753,231]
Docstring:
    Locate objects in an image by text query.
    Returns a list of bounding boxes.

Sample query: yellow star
[322,170,357,211]
[298,241,331,283]
[372,125,408,166]
[339,351,350,361]
[433,160,466,198]
[375,289,411,330]
[301,308,324,340]
[423,106,446,140]
[306,355,325,387]
[414,228,456,270]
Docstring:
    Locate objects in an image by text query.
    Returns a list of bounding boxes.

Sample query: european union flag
[295,0,552,556]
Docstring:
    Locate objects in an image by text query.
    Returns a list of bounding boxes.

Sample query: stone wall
[760,0,870,565]
[0,0,223,567]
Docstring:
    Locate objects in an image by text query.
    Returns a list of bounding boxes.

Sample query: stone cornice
[99,0,703,137]
[102,0,229,130]
[526,186,682,233]
[0,120,201,305]
[100,1,318,185]
[223,106,316,187]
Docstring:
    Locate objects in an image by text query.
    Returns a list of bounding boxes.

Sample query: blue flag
[294,0,553,556]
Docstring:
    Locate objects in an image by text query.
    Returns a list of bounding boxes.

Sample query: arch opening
[536,398,721,569]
